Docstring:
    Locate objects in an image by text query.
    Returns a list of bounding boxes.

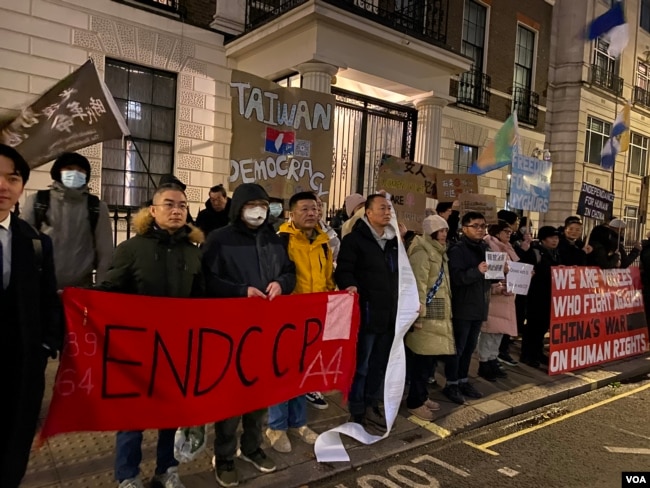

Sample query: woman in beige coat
[405,215,455,420]
[479,221,519,381]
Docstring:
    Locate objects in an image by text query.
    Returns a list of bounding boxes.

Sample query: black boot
[478,361,497,381]
[490,359,508,378]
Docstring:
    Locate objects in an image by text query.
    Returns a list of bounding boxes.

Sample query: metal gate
[328,88,417,215]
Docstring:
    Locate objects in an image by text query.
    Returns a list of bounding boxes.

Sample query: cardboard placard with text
[435,173,479,202]
[459,193,498,224]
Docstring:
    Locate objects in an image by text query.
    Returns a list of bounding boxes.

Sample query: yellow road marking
[463,440,499,456]
[474,382,650,453]
[407,415,452,438]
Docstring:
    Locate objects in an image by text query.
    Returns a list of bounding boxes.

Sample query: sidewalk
[23,341,650,488]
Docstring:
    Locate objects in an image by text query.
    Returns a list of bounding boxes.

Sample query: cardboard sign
[459,193,498,224]
[549,267,648,375]
[40,288,359,440]
[435,174,479,202]
[576,182,615,221]
[229,70,336,199]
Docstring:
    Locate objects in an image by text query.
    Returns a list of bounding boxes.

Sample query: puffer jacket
[97,208,204,297]
[405,235,455,356]
[202,183,296,298]
[482,235,517,336]
[448,235,492,321]
[278,221,335,294]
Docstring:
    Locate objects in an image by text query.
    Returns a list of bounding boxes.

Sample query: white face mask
[269,202,283,218]
[242,206,268,227]
[60,170,87,189]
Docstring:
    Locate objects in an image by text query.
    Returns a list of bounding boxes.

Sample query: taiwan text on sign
[229,70,336,199]
[40,289,359,440]
[508,154,552,212]
[576,182,615,221]
[0,60,129,168]
[549,266,648,375]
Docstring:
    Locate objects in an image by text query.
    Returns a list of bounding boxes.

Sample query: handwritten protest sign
[576,182,614,221]
[506,261,533,295]
[436,173,478,202]
[549,266,648,375]
[0,60,129,168]
[40,289,359,440]
[376,154,442,232]
[486,252,507,280]
[459,192,497,223]
[509,154,552,212]
[229,70,336,199]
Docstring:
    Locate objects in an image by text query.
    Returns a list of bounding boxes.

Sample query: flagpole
[126,135,158,190]
[610,97,618,220]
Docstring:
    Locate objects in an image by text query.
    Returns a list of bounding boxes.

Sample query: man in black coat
[196,183,232,236]
[443,211,491,405]
[335,194,399,429]
[0,144,63,488]
[201,183,295,487]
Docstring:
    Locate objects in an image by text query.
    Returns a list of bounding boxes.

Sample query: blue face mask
[60,170,87,189]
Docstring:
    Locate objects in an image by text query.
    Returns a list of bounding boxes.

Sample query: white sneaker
[151,467,185,488]
[266,428,292,453]
[290,425,319,444]
[118,478,144,488]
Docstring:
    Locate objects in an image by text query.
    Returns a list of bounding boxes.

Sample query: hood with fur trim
[132,207,204,244]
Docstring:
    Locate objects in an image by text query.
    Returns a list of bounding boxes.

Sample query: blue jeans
[444,319,482,383]
[268,395,307,430]
[114,429,178,482]
[348,331,394,417]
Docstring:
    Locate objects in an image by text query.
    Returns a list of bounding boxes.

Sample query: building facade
[0,0,552,241]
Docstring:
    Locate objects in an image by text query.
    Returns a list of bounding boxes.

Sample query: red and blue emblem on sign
[265,127,295,155]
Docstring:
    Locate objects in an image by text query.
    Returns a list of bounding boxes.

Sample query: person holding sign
[404,215,454,420]
[558,216,587,266]
[97,183,205,488]
[479,222,519,381]
[520,226,563,369]
[443,211,492,404]
[202,183,296,487]
[0,144,63,488]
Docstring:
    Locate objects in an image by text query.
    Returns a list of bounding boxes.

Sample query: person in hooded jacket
[96,183,204,488]
[201,183,296,488]
[586,224,620,269]
[21,152,113,288]
[196,184,232,236]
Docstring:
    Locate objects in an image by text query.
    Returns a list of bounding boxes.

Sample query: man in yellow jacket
[265,191,336,453]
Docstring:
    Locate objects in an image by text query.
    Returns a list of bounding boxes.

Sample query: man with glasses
[202,183,295,487]
[97,183,205,488]
[443,211,492,405]
[196,184,232,236]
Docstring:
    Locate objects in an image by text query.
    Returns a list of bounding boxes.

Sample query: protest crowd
[3,144,650,488]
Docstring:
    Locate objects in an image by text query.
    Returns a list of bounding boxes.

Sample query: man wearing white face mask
[201,183,296,488]
[22,152,113,289]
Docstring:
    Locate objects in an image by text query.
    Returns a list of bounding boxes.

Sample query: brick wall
[183,0,215,30]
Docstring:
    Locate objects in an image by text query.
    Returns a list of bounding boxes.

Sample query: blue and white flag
[586,1,628,57]
[600,102,630,171]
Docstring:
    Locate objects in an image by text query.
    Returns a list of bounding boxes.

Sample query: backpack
[278,232,329,262]
[33,190,101,234]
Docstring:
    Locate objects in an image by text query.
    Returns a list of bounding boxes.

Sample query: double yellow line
[464,382,650,456]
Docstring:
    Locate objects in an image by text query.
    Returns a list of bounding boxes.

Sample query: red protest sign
[549,266,649,375]
[40,288,359,440]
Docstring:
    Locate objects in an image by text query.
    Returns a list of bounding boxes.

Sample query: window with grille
[513,25,535,90]
[453,143,478,173]
[584,116,611,165]
[594,38,617,75]
[102,59,177,207]
[638,61,650,90]
[461,0,487,71]
[627,132,649,176]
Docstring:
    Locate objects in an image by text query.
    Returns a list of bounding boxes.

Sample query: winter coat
[448,235,492,321]
[202,184,296,298]
[2,214,63,487]
[641,239,650,288]
[319,219,341,262]
[195,197,231,237]
[22,182,113,288]
[482,235,517,336]
[97,208,204,298]
[523,242,562,325]
[587,225,619,269]
[341,207,365,238]
[335,218,399,334]
[558,236,587,266]
[278,221,335,294]
[405,234,455,356]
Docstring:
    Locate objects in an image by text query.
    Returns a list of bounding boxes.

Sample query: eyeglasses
[156,202,188,211]
[502,230,513,235]
[464,224,487,230]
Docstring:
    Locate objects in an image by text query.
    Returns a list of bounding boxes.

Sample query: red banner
[41,289,359,439]
[549,266,649,375]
